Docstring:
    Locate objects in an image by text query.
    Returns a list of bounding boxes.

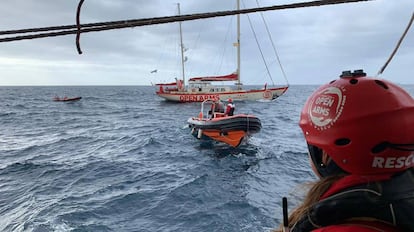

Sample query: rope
[377,11,414,76]
[255,0,290,86]
[246,12,275,85]
[0,0,374,44]
[76,0,85,54]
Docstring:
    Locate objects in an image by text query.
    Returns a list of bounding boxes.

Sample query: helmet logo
[309,86,346,130]
[372,155,414,169]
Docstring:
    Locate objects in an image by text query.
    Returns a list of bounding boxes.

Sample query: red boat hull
[53,97,82,102]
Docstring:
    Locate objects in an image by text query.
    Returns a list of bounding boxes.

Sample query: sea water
[3,85,411,231]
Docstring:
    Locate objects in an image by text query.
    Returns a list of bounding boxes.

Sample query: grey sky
[0,0,413,86]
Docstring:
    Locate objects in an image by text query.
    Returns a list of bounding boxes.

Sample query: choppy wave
[0,85,325,231]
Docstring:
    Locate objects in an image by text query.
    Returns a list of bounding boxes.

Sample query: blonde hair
[273,174,345,232]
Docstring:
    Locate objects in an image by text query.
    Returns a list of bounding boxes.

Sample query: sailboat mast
[178,3,185,87]
[236,0,242,89]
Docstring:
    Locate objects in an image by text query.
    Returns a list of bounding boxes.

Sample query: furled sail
[188,73,238,82]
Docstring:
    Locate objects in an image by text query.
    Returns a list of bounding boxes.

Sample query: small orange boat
[187,99,261,147]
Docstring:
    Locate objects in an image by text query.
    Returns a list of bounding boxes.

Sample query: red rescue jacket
[290,170,414,232]
[312,220,401,232]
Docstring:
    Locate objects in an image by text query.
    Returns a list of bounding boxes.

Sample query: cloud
[0,0,413,85]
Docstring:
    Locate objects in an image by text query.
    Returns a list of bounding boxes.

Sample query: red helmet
[228,98,233,103]
[300,70,414,176]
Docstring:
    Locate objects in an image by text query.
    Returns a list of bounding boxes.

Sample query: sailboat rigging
[155,1,289,103]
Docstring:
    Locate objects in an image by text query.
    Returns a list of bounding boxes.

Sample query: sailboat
[155,1,289,103]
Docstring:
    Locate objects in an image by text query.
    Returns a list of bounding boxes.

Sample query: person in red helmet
[274,70,414,232]
[225,98,235,116]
